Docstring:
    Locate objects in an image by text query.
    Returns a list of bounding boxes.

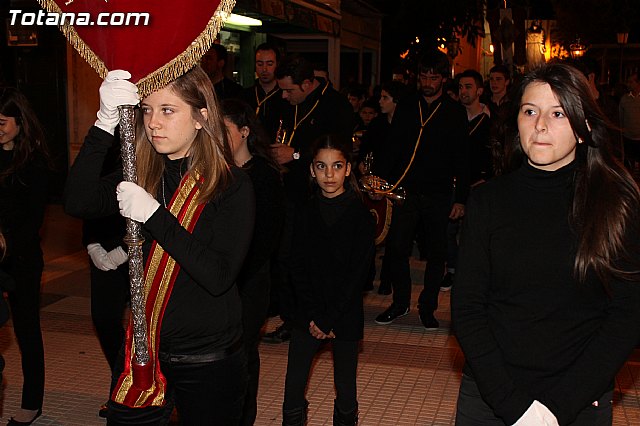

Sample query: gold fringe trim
[37,0,236,97]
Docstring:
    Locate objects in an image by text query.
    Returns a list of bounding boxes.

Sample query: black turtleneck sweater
[65,126,255,355]
[452,161,640,425]
[290,188,375,340]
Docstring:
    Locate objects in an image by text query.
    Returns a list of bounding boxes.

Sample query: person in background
[221,98,285,426]
[65,67,255,424]
[374,51,469,331]
[0,86,52,425]
[358,81,409,295]
[352,99,379,157]
[201,43,243,101]
[241,43,287,142]
[440,69,492,292]
[483,64,512,119]
[282,135,374,426]
[453,63,640,426]
[357,99,379,129]
[347,85,367,125]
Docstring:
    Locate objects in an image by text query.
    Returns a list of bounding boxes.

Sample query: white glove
[87,243,118,271]
[512,400,559,426]
[105,246,128,267]
[116,181,161,223]
[95,70,139,135]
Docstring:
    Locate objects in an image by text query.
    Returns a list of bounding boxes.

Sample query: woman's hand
[116,181,160,223]
[309,321,335,340]
[95,70,139,135]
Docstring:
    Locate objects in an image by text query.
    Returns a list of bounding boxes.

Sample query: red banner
[38,0,235,95]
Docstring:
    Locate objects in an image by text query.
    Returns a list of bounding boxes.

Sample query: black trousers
[90,263,129,373]
[239,263,271,426]
[107,348,248,425]
[5,252,45,410]
[283,329,358,412]
[455,374,613,426]
[385,192,450,312]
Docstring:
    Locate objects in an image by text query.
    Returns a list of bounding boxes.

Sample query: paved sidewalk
[0,205,639,425]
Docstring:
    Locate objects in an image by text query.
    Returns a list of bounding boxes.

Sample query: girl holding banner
[65,66,255,424]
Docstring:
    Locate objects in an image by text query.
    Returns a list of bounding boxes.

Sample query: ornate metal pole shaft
[118,105,150,367]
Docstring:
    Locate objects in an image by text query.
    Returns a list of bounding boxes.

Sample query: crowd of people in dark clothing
[1,40,640,426]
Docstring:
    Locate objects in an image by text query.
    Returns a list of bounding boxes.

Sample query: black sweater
[290,188,375,341]
[65,126,255,354]
[452,161,640,425]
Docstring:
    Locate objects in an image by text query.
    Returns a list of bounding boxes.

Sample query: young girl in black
[282,135,375,426]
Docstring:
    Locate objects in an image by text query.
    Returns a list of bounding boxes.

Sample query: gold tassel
[36,0,236,97]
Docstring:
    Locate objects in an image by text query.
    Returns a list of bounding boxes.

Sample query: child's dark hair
[310,134,360,194]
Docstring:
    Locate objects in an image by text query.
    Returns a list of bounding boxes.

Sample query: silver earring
[578,137,584,144]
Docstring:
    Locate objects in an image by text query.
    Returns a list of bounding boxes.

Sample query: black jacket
[65,126,255,354]
[290,189,375,341]
[384,93,470,203]
[241,82,288,142]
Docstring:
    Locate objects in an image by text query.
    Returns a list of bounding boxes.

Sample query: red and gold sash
[111,173,205,407]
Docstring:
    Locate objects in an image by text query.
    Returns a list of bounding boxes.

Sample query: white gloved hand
[116,181,161,223]
[95,70,140,135]
[87,243,118,271]
[512,400,559,426]
[105,246,128,267]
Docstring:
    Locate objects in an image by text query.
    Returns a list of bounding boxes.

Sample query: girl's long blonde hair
[135,66,233,203]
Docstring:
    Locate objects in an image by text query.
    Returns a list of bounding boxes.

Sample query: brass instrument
[359,152,406,204]
[275,119,287,144]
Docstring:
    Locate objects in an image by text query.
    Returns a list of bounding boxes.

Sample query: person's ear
[346,162,351,177]
[195,108,208,130]
[309,163,316,177]
[477,87,484,97]
[241,126,250,139]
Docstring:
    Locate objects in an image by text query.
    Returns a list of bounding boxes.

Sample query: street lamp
[617,31,629,82]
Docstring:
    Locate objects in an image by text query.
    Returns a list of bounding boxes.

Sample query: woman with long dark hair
[453,63,640,425]
[0,87,51,424]
[65,67,255,424]
[221,98,285,425]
